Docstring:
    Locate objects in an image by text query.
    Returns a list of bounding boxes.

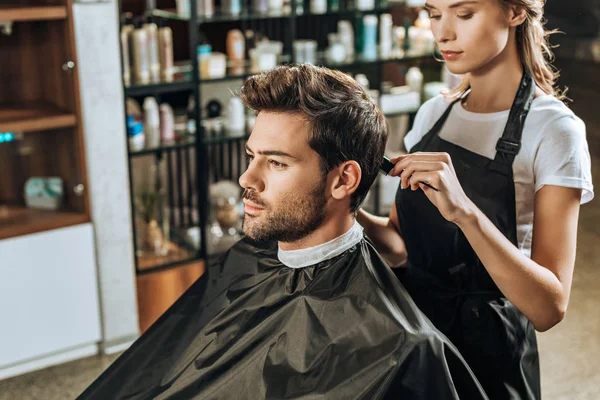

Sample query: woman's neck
[462,30,525,113]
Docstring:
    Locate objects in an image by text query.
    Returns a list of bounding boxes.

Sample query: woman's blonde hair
[445,0,567,101]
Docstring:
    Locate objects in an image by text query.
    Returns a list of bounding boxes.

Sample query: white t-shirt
[404,94,594,258]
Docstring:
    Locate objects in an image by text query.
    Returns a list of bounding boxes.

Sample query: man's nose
[239,159,265,192]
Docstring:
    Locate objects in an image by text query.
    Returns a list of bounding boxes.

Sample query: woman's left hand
[389,152,476,224]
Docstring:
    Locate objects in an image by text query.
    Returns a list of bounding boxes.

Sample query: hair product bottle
[160,103,175,142]
[120,13,134,86]
[132,17,150,85]
[143,16,161,83]
[144,97,161,148]
[157,18,174,82]
[362,15,378,60]
[227,29,246,75]
[379,13,392,58]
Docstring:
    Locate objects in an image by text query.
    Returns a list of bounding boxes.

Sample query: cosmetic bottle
[157,18,174,82]
[227,29,246,75]
[310,0,327,14]
[143,16,161,83]
[132,17,150,85]
[120,13,134,86]
[254,0,269,14]
[379,13,392,58]
[415,9,431,29]
[362,15,378,60]
[269,0,284,12]
[406,66,423,93]
[160,103,175,142]
[228,97,245,137]
[127,116,145,152]
[198,0,215,18]
[337,20,355,62]
[144,97,161,148]
[356,0,374,11]
[355,73,369,91]
[176,0,190,16]
[326,33,346,64]
[223,0,242,15]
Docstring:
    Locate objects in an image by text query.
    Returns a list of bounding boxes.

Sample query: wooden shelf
[0,5,67,22]
[0,206,89,240]
[137,240,198,271]
[0,102,76,133]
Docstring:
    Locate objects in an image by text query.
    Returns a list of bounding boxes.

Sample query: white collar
[277,220,364,269]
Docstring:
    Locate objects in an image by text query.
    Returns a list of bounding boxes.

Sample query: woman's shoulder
[416,94,453,118]
[524,95,586,145]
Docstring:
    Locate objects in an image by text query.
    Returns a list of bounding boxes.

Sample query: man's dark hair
[239,64,388,213]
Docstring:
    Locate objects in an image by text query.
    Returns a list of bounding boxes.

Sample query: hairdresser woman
[358,0,594,398]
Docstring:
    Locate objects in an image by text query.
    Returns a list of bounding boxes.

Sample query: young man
[78,65,487,400]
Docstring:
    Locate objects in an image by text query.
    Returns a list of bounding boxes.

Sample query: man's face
[239,112,328,243]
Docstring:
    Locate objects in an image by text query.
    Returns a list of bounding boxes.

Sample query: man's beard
[242,181,327,243]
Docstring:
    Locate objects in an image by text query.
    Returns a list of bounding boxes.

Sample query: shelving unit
[0,101,76,132]
[119,0,441,276]
[0,4,68,22]
[0,0,90,241]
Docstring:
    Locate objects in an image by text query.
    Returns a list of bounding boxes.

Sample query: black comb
[379,156,439,192]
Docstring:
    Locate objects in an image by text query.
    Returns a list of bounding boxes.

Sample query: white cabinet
[0,223,102,379]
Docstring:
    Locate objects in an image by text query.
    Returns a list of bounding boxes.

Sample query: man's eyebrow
[245,144,299,160]
[425,0,478,9]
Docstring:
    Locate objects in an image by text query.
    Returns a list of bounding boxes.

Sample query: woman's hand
[389,152,476,224]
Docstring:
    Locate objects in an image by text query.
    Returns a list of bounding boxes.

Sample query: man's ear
[330,161,361,201]
[507,4,527,28]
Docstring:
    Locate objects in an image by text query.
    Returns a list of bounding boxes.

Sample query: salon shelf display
[124,78,195,97]
[151,5,395,25]
[151,8,292,24]
[185,50,435,84]
[0,5,67,22]
[119,0,443,275]
[129,134,250,157]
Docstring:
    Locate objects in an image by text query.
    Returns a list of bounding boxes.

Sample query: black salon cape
[78,238,488,400]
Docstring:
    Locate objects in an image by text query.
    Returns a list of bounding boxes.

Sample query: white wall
[73,0,140,352]
[0,224,102,380]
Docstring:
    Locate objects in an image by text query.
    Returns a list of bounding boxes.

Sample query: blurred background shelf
[136,240,200,273]
[124,78,195,96]
[0,102,76,133]
[0,5,67,22]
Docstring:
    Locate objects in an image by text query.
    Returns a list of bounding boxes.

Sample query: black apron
[395,72,541,399]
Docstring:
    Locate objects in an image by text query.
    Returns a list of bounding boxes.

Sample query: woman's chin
[444,61,472,76]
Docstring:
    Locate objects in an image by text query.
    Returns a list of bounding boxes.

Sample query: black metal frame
[118,0,440,275]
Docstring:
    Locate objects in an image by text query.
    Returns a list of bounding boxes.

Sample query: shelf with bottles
[0,128,89,240]
[130,148,203,273]
[0,4,67,23]
[151,8,292,24]
[124,78,195,97]
[150,3,399,25]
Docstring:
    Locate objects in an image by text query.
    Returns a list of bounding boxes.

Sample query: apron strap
[494,72,536,166]
[412,94,464,153]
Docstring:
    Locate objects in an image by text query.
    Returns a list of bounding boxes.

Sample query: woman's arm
[456,185,581,332]
[393,152,582,332]
[357,203,408,267]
